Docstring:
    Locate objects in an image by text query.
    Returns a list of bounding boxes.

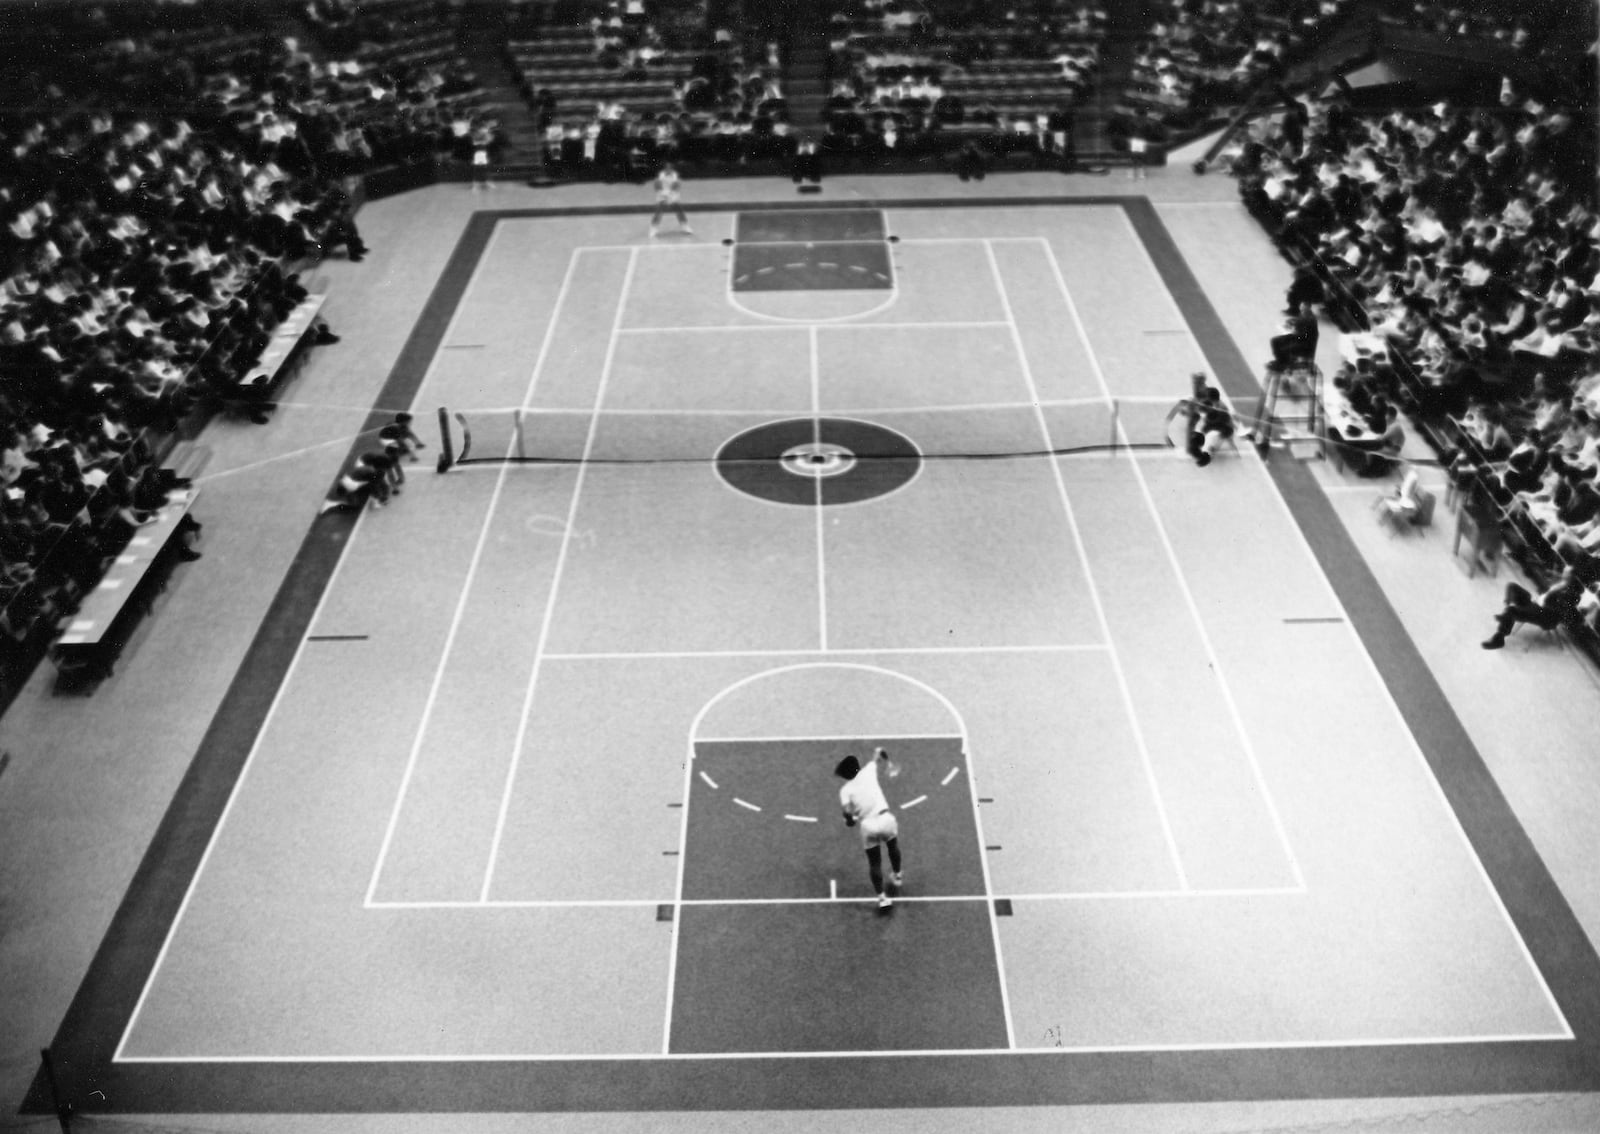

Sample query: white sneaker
[649,226,660,239]
[877,893,893,910]
[889,872,903,891]
[681,225,694,235]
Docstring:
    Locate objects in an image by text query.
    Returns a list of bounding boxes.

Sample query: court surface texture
[12,186,1600,1131]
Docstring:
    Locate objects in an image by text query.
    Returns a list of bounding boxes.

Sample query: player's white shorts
[860,808,898,848]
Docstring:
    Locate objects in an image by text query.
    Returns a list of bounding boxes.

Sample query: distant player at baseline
[648,162,693,238]
[836,747,905,910]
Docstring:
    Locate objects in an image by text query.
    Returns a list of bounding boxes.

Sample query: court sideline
[3,170,1599,1133]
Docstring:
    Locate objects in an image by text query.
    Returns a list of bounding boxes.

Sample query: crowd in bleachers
[1115,0,1352,141]
[1394,1,1533,48]
[0,0,494,684]
[819,0,1101,166]
[510,0,788,177]
[1234,45,1600,632]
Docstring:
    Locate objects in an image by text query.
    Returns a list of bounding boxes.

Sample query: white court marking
[1104,213,1570,1033]
[1038,234,1308,892]
[676,661,1017,1051]
[120,213,1573,1067]
[984,238,1191,892]
[480,247,639,902]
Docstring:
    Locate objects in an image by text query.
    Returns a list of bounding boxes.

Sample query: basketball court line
[983,238,1190,891]
[480,246,640,902]
[957,702,1018,1050]
[113,508,378,1062]
[113,220,518,1060]
[544,646,1107,662]
[362,245,585,906]
[1035,234,1308,891]
[809,325,828,652]
[539,644,1109,661]
[723,241,900,324]
[674,660,1017,1050]
[365,887,1308,911]
[94,204,1580,1086]
[1098,215,1572,1030]
[16,203,1576,1121]
[661,716,696,1050]
[113,1021,1574,1063]
[615,320,1011,334]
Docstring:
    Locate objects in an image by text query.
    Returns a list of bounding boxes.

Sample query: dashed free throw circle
[716,418,921,506]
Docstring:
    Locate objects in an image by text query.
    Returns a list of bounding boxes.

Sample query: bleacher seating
[1233,7,1600,651]
[0,0,489,701]
[1111,0,1356,143]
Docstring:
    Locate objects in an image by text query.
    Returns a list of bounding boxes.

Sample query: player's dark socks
[887,839,902,875]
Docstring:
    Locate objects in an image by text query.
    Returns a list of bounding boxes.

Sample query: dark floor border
[25,196,1600,1117]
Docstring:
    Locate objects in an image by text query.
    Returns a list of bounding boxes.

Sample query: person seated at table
[1499,431,1549,495]
[1459,400,1515,459]
[1481,564,1588,648]
[1344,399,1405,477]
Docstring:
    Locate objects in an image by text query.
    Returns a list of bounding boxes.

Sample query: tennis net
[431,396,1247,472]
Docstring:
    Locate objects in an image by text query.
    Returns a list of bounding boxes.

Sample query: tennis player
[648,162,692,237]
[836,747,904,910]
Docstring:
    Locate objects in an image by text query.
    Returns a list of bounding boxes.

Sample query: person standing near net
[648,162,692,237]
[836,746,904,910]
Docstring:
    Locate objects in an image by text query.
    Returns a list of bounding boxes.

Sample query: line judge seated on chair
[1186,385,1234,468]
[1268,301,1319,371]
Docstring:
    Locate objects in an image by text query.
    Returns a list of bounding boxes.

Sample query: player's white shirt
[840,760,889,824]
[655,170,681,203]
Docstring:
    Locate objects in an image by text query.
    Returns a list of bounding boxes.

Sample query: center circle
[716,418,922,506]
[780,441,857,479]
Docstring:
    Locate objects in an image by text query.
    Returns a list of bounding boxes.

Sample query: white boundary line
[984,238,1191,891]
[1040,234,1307,891]
[122,214,1576,1067]
[114,512,374,1060]
[362,247,583,908]
[366,887,1307,911]
[541,643,1108,661]
[722,230,900,324]
[480,247,639,902]
[113,212,517,1050]
[698,732,961,743]
[661,703,696,1052]
[810,324,829,652]
[616,320,1011,335]
[1132,207,1568,1030]
[114,1027,1572,1064]
[1108,211,1570,1032]
[1245,398,1577,1037]
[683,660,1015,1049]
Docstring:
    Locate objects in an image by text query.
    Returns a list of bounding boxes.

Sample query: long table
[52,489,199,688]
[233,293,329,416]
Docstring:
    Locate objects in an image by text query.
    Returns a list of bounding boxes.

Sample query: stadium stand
[1231,0,1600,651]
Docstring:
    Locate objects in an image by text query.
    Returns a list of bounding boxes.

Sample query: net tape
[437,397,1231,468]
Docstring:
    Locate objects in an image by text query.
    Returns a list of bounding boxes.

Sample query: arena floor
[4,169,1600,1134]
